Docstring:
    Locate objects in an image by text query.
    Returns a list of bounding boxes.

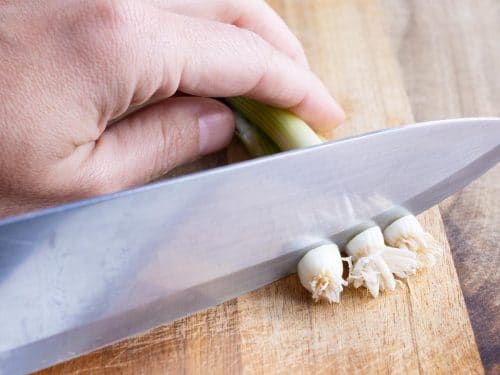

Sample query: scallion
[226,97,323,150]
[233,111,280,157]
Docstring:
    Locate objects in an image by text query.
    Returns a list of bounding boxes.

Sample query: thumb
[82,97,234,193]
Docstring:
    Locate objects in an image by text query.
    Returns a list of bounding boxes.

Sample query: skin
[0,0,345,218]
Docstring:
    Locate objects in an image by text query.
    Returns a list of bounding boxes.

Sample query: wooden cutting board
[40,0,484,373]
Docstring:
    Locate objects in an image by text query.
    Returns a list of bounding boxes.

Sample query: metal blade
[0,117,499,374]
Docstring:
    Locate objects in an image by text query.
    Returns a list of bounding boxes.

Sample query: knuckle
[77,165,121,198]
[71,0,136,56]
[82,0,130,33]
[162,123,183,172]
[241,31,275,92]
[156,115,192,175]
[244,29,274,70]
[83,180,115,197]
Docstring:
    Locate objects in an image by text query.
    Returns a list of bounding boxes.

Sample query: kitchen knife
[0,117,499,374]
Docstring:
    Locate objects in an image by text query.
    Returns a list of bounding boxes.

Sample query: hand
[0,0,344,217]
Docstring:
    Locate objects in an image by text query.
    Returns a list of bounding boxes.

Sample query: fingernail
[198,108,235,155]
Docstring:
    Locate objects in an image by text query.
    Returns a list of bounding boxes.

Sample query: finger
[150,0,309,67]
[96,4,344,133]
[164,14,345,132]
[80,97,234,193]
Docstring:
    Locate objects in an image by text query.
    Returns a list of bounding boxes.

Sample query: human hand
[0,0,344,217]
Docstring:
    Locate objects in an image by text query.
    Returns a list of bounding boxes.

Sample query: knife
[0,117,499,374]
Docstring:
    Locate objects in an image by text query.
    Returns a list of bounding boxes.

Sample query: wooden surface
[381,1,500,373]
[39,0,497,373]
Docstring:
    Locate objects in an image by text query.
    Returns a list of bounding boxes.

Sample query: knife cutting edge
[0,117,499,374]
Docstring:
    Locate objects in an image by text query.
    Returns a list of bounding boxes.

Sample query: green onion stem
[234,112,280,157]
[226,97,323,151]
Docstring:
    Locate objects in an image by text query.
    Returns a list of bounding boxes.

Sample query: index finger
[150,0,310,67]
[97,3,345,132]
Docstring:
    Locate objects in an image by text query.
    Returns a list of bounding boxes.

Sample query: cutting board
[40,0,483,373]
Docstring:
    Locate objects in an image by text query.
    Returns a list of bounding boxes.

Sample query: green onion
[234,112,280,157]
[297,243,348,303]
[383,214,442,269]
[345,226,418,298]
[226,97,323,151]
[226,98,353,303]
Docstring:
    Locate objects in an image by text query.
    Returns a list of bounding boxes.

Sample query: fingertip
[330,99,347,126]
[289,88,346,134]
[310,80,346,130]
[198,100,235,155]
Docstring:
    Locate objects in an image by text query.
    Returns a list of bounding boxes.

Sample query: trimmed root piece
[383,215,442,268]
[297,244,347,303]
[345,227,418,298]
[309,271,348,303]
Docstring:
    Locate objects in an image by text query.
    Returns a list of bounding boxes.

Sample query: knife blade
[0,117,499,374]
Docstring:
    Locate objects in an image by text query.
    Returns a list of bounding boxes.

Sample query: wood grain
[39,1,487,373]
[381,1,500,372]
